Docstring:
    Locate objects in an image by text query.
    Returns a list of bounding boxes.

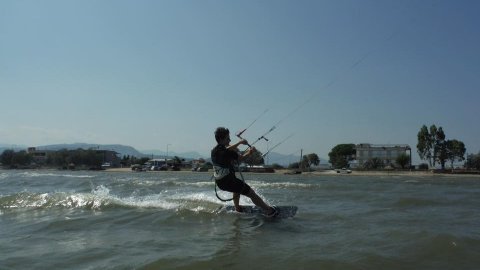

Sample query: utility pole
[166,144,171,167]
[266,141,269,165]
[300,149,303,171]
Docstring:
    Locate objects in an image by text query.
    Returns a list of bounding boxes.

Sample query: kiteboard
[221,205,298,218]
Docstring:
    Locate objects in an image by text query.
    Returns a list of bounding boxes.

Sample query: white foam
[249,181,314,189]
[19,172,94,178]
[92,185,111,197]
[174,192,220,204]
[120,194,180,210]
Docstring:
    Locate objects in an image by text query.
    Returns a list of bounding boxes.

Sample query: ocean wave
[0,189,114,210]
[128,179,214,188]
[152,180,209,187]
[171,192,225,205]
[119,194,180,210]
[177,181,214,187]
[247,180,353,191]
[18,172,95,178]
[249,181,317,189]
[0,186,222,212]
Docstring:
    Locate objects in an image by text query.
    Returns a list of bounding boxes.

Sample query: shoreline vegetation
[1,147,479,176]
[1,165,479,177]
[99,167,480,177]
[3,134,479,175]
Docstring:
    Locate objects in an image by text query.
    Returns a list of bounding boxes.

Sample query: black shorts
[215,173,251,196]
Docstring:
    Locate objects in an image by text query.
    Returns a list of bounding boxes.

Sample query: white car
[336,168,352,174]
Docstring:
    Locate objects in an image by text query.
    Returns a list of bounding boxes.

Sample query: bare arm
[227,139,256,161]
[227,139,248,152]
[238,147,257,161]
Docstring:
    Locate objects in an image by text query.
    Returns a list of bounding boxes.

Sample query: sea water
[1,170,480,270]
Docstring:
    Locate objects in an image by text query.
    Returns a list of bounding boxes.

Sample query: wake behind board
[222,205,297,218]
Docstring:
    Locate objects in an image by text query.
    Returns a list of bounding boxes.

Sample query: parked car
[131,164,143,172]
[336,168,352,174]
[101,162,111,169]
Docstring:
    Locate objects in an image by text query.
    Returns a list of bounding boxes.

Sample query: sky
[1,0,479,164]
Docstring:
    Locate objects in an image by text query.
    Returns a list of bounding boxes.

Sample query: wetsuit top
[211,144,239,179]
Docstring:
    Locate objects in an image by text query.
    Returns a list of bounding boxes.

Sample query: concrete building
[355,143,411,168]
[27,147,50,164]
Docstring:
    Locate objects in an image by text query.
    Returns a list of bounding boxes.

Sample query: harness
[212,161,246,202]
[212,164,231,180]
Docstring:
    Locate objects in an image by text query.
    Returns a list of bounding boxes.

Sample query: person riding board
[211,127,278,217]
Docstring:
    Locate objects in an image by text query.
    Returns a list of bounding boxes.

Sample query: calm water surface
[1,170,480,269]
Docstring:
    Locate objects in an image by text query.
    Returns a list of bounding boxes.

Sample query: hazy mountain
[0,144,24,148]
[0,144,28,152]
[32,143,204,160]
[140,149,205,160]
[35,143,144,157]
[264,152,300,166]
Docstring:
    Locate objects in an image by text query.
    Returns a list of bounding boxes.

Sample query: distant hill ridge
[34,143,204,160]
[36,143,144,157]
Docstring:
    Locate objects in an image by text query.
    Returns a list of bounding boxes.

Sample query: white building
[355,143,411,168]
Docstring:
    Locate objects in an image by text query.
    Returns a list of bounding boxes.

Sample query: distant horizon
[0,142,207,157]
[0,141,318,165]
[1,140,467,167]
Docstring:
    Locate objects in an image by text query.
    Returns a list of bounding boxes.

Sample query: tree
[46,149,69,167]
[435,127,448,169]
[307,153,320,167]
[243,150,264,166]
[204,162,213,169]
[396,153,410,169]
[138,157,150,165]
[466,152,480,170]
[173,156,183,165]
[417,125,435,168]
[288,162,300,169]
[328,144,355,168]
[270,163,284,169]
[84,150,103,167]
[418,163,429,170]
[429,125,438,167]
[1,150,15,166]
[446,139,466,170]
[12,151,33,166]
[0,150,32,167]
[301,153,320,169]
[121,155,131,167]
[417,124,456,169]
[363,157,384,170]
[45,149,103,168]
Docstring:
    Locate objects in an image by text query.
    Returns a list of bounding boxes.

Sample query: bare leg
[233,193,241,211]
[245,189,274,214]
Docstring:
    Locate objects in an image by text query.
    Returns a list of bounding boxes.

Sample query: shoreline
[102,168,480,177]
[2,167,478,178]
